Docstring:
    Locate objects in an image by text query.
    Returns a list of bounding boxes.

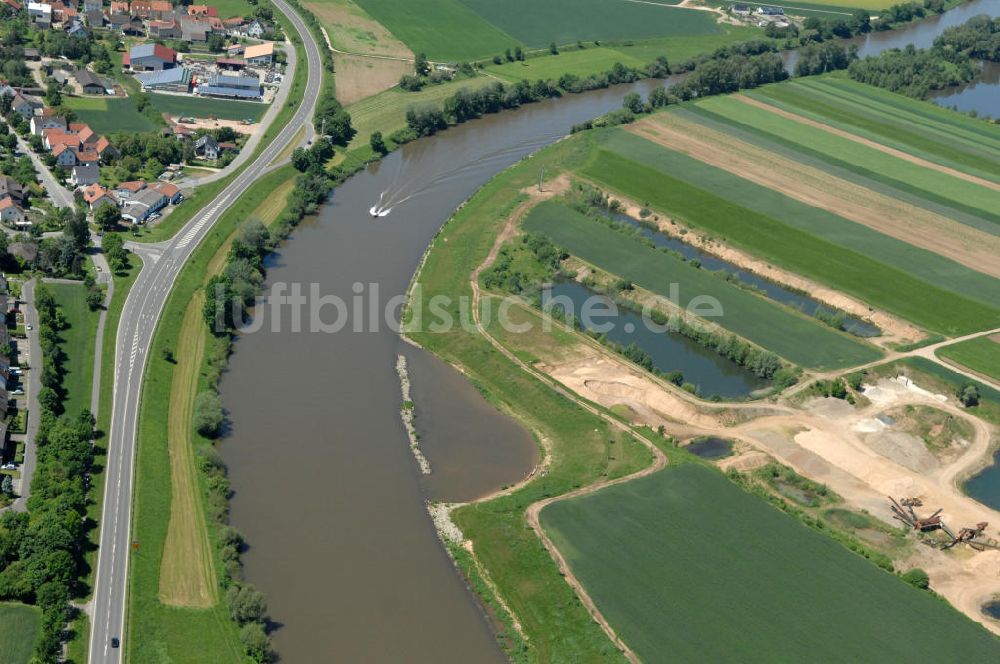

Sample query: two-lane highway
[88,1,323,660]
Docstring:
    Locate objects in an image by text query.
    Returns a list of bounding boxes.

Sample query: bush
[193,391,224,437]
[902,568,930,589]
[227,583,267,625]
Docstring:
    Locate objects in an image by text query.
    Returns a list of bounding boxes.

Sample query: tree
[958,382,980,407]
[514,46,524,61]
[161,346,174,363]
[38,387,61,415]
[194,391,224,437]
[504,48,513,62]
[549,42,559,55]
[94,204,120,232]
[86,289,103,311]
[902,568,930,589]
[45,80,62,107]
[227,583,267,625]
[1,475,13,497]
[414,52,430,76]
[622,92,644,114]
[369,130,387,155]
[239,623,271,663]
[207,33,225,52]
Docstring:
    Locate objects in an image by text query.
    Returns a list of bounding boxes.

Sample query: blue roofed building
[196,74,262,100]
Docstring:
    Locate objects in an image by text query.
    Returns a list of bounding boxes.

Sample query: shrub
[193,391,224,437]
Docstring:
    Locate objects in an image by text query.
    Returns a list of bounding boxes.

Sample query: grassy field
[693,94,1000,226]
[523,201,882,369]
[65,97,157,134]
[585,131,1000,334]
[148,94,268,122]
[205,0,253,17]
[937,336,1000,383]
[459,0,719,47]
[49,282,100,418]
[353,0,515,61]
[748,77,1000,182]
[0,603,41,664]
[541,463,1000,662]
[405,136,659,661]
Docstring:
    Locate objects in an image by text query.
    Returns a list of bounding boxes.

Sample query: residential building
[130,0,170,19]
[69,123,96,145]
[243,41,274,66]
[179,16,208,42]
[31,110,67,136]
[76,69,113,95]
[147,18,180,39]
[197,73,261,100]
[109,0,128,13]
[757,5,785,14]
[26,1,51,26]
[109,13,143,34]
[225,43,244,56]
[194,134,219,160]
[43,128,82,152]
[0,198,25,227]
[153,181,182,204]
[82,0,102,11]
[94,136,119,162]
[52,143,78,167]
[136,67,191,92]
[67,19,89,37]
[84,9,106,26]
[244,18,269,38]
[82,183,116,210]
[70,163,100,187]
[187,4,217,17]
[121,187,167,223]
[10,93,39,119]
[113,180,146,202]
[76,149,100,166]
[125,43,177,71]
[0,177,23,204]
[732,3,752,14]
[23,47,40,61]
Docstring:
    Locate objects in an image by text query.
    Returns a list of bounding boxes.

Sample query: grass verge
[47,282,101,418]
[0,602,41,664]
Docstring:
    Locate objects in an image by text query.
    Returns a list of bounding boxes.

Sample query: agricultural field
[65,97,157,134]
[0,603,41,664]
[937,336,1000,383]
[49,282,101,418]
[353,0,722,61]
[747,77,1000,182]
[523,200,882,370]
[691,94,1000,228]
[541,463,1000,662]
[353,0,515,61]
[148,94,268,122]
[582,127,1000,336]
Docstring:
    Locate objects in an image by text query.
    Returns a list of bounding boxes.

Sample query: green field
[541,463,1000,662]
[205,0,253,17]
[353,0,516,61]
[693,94,1000,227]
[66,97,157,134]
[586,130,1000,335]
[523,201,882,369]
[748,77,1000,182]
[938,336,1000,383]
[149,94,268,122]
[0,602,41,664]
[49,282,100,418]
[459,0,719,47]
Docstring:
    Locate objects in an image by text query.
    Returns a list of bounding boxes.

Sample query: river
[219,2,1000,660]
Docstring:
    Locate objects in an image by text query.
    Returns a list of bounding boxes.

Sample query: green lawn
[541,463,1000,662]
[586,130,1000,334]
[353,0,517,61]
[486,47,648,81]
[65,97,157,134]
[0,602,41,664]
[458,0,720,47]
[148,94,268,122]
[206,0,253,18]
[49,282,101,418]
[694,94,1000,227]
[748,77,1000,182]
[523,200,882,369]
[937,336,1000,383]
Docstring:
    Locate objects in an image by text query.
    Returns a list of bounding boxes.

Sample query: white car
[25,324,32,331]
[11,389,23,395]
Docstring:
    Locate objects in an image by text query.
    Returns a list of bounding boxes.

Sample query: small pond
[685,437,734,460]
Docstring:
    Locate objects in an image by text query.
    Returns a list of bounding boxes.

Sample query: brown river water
[218,2,999,659]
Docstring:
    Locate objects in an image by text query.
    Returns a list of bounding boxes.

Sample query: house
[31,110,67,136]
[197,74,261,100]
[23,47,40,61]
[70,163,100,187]
[84,9,106,26]
[69,123,97,145]
[0,177,23,204]
[125,43,177,71]
[179,17,208,42]
[225,43,244,56]
[130,0,170,19]
[81,183,116,210]
[26,1,51,26]
[243,42,273,66]
[109,13,143,34]
[0,198,25,227]
[148,18,181,39]
[109,0,129,13]
[194,135,219,160]
[136,66,191,92]
[731,3,752,14]
[216,58,245,71]
[82,0,102,12]
[66,19,89,37]
[153,181,182,204]
[757,5,784,14]
[222,16,242,33]
[113,180,146,202]
[244,18,269,38]
[52,143,78,167]
[187,4,217,17]
[94,136,118,162]
[10,93,39,119]
[121,187,167,223]
[43,128,82,152]
[76,69,112,95]
[76,149,100,165]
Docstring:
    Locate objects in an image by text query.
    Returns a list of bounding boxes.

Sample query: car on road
[11,389,23,395]
[25,324,32,331]
[111,637,120,648]
[2,463,17,470]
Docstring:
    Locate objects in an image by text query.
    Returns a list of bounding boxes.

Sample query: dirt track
[628,115,1000,280]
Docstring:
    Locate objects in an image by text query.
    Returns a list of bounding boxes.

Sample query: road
[87,0,323,659]
[15,133,75,209]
